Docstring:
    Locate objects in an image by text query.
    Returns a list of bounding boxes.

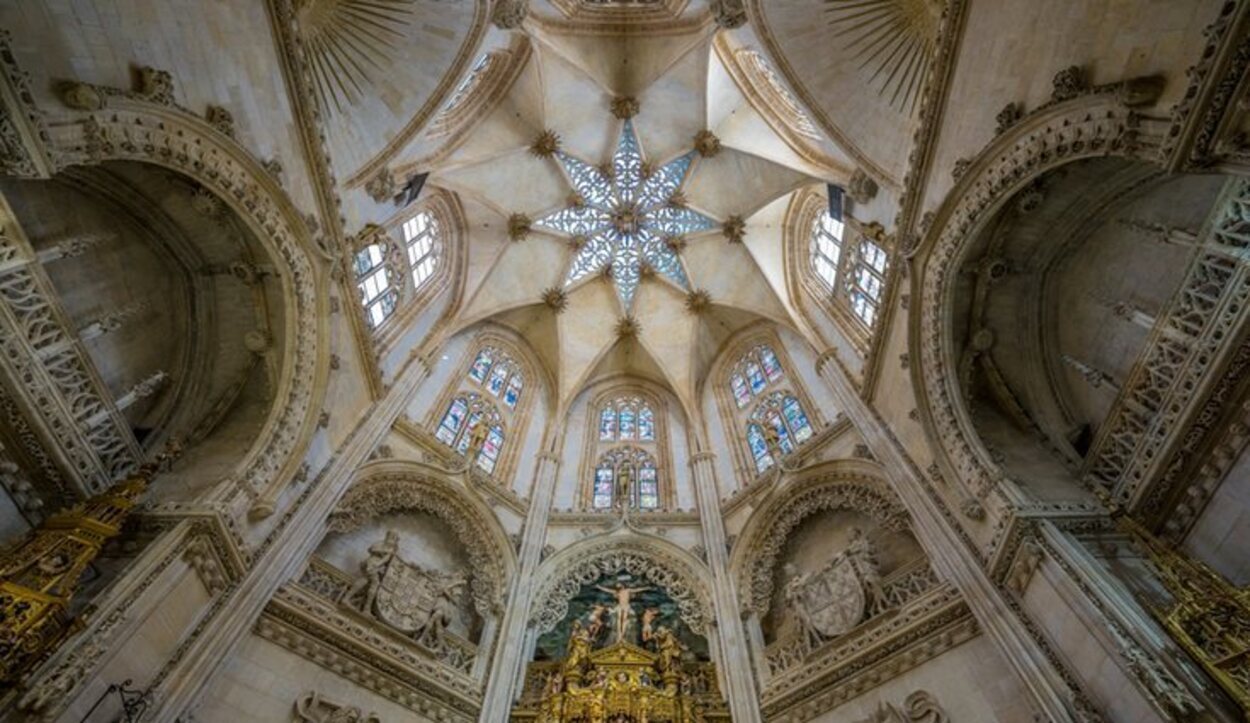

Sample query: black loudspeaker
[826,183,845,222]
[399,172,430,207]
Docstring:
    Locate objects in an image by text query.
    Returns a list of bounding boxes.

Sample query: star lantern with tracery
[535,118,718,311]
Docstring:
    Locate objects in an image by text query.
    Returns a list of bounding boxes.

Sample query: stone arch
[731,459,911,616]
[38,98,327,507]
[327,462,516,616]
[910,94,1168,503]
[528,534,714,636]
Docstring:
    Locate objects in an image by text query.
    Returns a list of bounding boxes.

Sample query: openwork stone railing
[0,194,140,495]
[1083,178,1250,506]
[763,560,941,676]
[293,558,478,675]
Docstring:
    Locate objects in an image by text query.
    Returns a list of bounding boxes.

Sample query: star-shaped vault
[536,120,716,312]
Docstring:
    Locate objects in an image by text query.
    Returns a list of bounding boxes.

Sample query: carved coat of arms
[798,556,866,638]
[373,555,440,635]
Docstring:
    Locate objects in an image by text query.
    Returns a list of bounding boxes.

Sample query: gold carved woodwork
[0,464,155,685]
[1120,516,1250,715]
[511,642,730,722]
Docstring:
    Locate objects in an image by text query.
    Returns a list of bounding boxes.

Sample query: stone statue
[782,563,819,647]
[640,606,661,646]
[654,625,685,673]
[416,571,467,648]
[762,424,782,456]
[845,527,885,609]
[346,530,399,614]
[615,465,633,509]
[466,418,490,458]
[595,581,652,644]
[563,620,593,680]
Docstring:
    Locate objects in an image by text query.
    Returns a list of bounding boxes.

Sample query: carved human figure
[417,572,467,648]
[346,530,399,614]
[615,465,633,509]
[586,603,609,643]
[844,527,885,609]
[781,563,818,647]
[762,423,782,456]
[563,620,593,680]
[595,581,652,644]
[654,625,685,673]
[640,606,661,646]
[466,417,490,459]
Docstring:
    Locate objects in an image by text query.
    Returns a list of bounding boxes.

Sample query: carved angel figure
[346,530,399,614]
[417,571,467,648]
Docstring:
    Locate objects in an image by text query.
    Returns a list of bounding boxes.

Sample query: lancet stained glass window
[591,446,659,510]
[465,347,523,408]
[597,397,656,442]
[811,211,844,289]
[536,118,716,311]
[435,393,505,473]
[403,210,440,289]
[729,345,787,409]
[848,237,888,328]
[747,392,814,473]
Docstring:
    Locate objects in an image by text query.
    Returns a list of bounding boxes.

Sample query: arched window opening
[728,345,786,409]
[747,392,814,473]
[591,446,660,510]
[848,237,888,327]
[597,396,656,442]
[435,393,506,473]
[467,346,524,409]
[403,210,440,290]
[354,243,397,328]
[810,211,844,289]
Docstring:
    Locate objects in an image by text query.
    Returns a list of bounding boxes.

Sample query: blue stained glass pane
[637,152,694,209]
[469,351,493,382]
[456,411,483,454]
[557,152,614,208]
[731,375,751,408]
[477,426,503,473]
[619,406,636,440]
[746,361,767,393]
[613,119,643,204]
[638,406,654,441]
[644,206,716,237]
[760,347,784,382]
[437,398,468,444]
[638,229,688,289]
[784,396,813,443]
[487,364,508,396]
[536,205,611,237]
[768,412,795,454]
[748,424,773,472]
[610,231,642,310]
[504,374,522,408]
[566,234,615,284]
[593,467,615,509]
[599,407,617,441]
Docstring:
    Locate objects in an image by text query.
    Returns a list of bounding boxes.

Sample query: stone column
[813,350,1089,723]
[690,451,762,722]
[478,451,561,721]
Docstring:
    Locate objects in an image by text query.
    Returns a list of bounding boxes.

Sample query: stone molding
[328,466,517,615]
[732,464,912,616]
[527,535,714,635]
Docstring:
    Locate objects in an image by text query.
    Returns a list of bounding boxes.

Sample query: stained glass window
[466,346,522,408]
[539,118,715,312]
[811,212,844,289]
[437,397,468,444]
[638,405,655,442]
[437,393,505,473]
[599,406,617,441]
[847,238,888,328]
[746,361,767,394]
[760,346,784,383]
[591,446,659,510]
[731,374,751,408]
[469,350,493,382]
[619,406,636,440]
[354,243,397,328]
[487,363,509,396]
[747,391,813,472]
[748,424,773,473]
[504,374,522,409]
[593,466,615,509]
[638,466,659,509]
[478,425,504,473]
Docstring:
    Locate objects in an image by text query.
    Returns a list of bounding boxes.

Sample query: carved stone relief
[294,691,381,723]
[853,690,948,723]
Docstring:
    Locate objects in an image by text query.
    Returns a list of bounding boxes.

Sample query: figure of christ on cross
[594,581,653,645]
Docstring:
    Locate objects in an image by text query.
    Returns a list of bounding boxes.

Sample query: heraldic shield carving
[374,554,442,634]
[800,556,866,638]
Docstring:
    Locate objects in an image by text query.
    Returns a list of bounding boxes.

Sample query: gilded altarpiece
[511,571,730,722]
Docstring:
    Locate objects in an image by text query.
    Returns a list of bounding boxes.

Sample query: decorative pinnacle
[530,129,561,157]
[616,316,640,338]
[508,213,532,241]
[542,286,568,313]
[611,96,640,119]
[694,130,722,158]
[723,215,746,243]
[685,289,712,314]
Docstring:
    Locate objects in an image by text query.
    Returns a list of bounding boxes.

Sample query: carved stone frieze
[294,691,380,723]
[853,690,948,723]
